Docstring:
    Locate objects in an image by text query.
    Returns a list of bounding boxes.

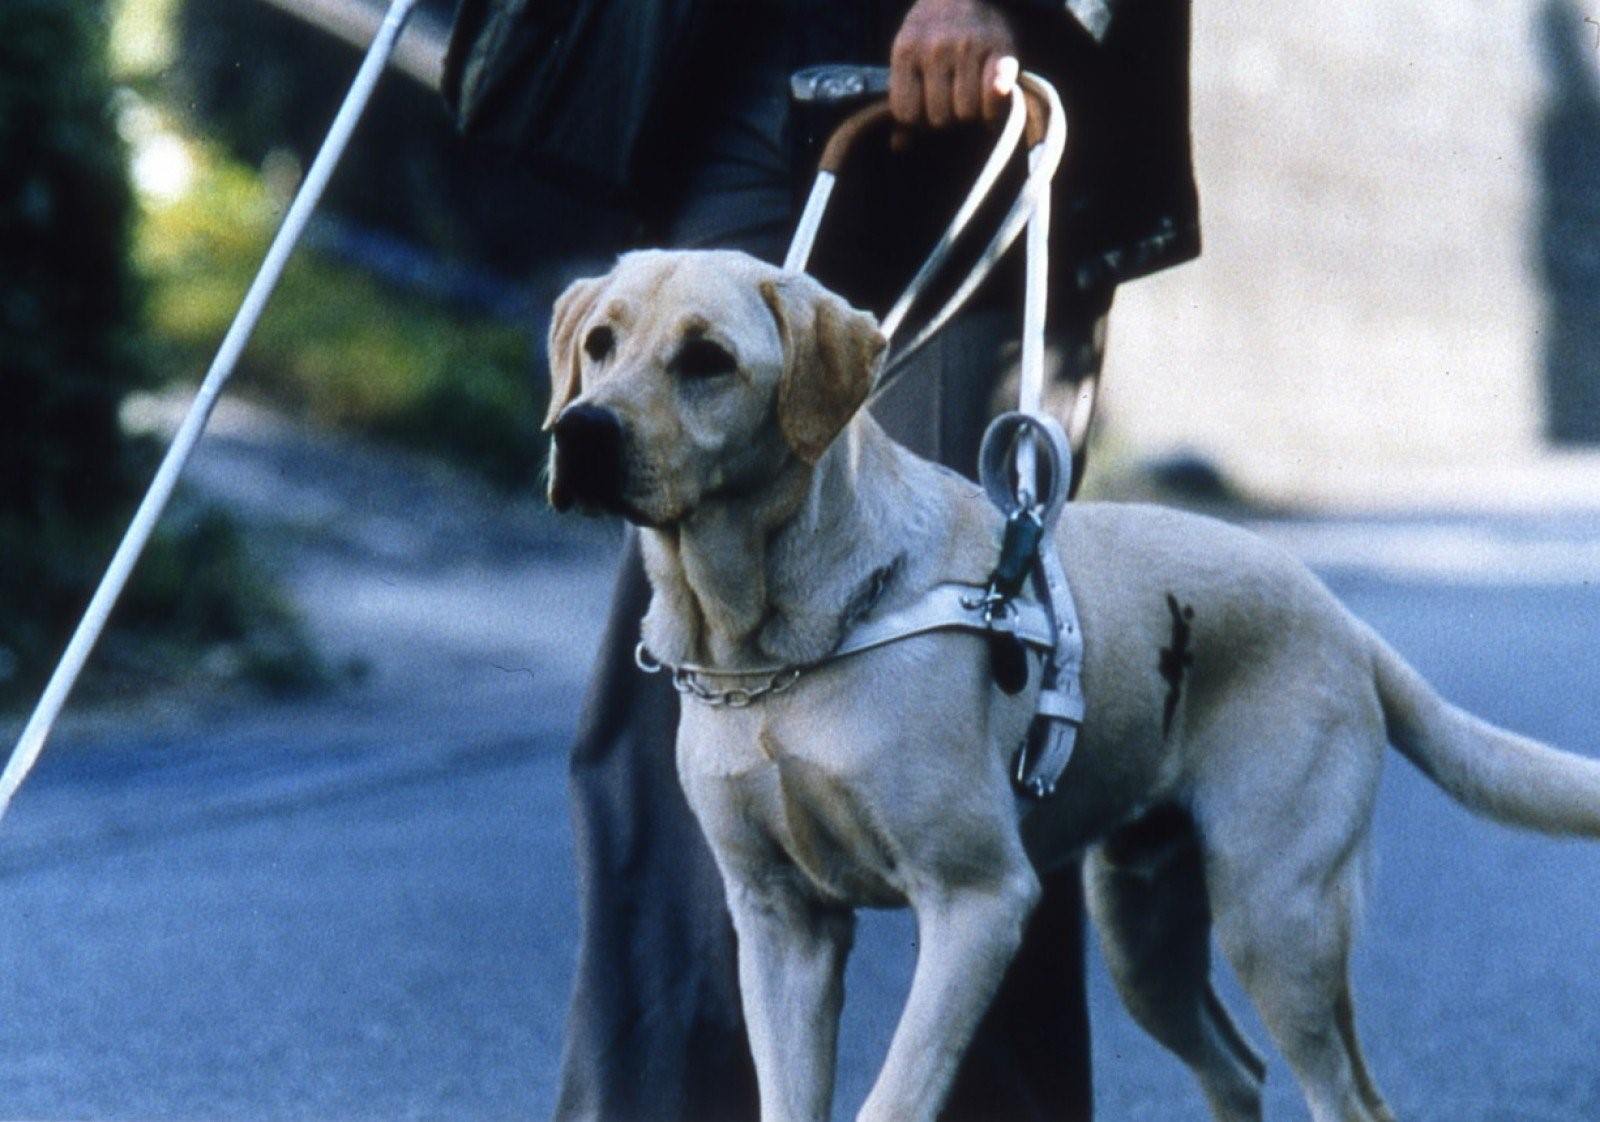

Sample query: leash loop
[978,411,1073,530]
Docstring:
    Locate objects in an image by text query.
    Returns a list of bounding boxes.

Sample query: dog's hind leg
[1336,974,1396,1122]
[1085,806,1266,1122]
[1209,847,1388,1122]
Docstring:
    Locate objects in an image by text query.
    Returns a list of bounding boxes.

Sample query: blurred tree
[0,0,145,525]
[0,0,149,691]
[0,0,314,703]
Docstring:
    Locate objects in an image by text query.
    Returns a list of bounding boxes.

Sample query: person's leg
[554,540,758,1122]
[1052,289,1115,499]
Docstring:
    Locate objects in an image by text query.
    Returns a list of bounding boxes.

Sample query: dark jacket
[1025,0,1202,288]
[443,0,1199,291]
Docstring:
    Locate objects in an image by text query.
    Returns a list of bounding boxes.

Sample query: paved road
[2,415,1598,1119]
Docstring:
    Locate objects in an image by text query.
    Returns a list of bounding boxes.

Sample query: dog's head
[543,249,885,526]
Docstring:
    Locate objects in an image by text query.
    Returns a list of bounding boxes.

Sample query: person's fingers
[922,52,955,128]
[889,35,924,126]
[982,54,1019,122]
[952,46,985,122]
[890,5,1019,131]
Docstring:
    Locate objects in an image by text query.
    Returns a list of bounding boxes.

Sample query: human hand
[889,0,1020,141]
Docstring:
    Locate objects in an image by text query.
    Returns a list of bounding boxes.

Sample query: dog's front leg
[724,872,855,1122]
[858,869,1041,1122]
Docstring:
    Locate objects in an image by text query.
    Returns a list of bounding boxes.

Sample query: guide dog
[544,248,1600,1122]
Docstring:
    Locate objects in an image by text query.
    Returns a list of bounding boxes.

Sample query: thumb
[990,55,1020,96]
[982,55,1020,121]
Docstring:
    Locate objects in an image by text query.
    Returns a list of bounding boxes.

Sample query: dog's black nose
[550,404,626,511]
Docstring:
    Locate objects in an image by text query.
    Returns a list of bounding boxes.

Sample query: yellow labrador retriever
[544,248,1600,1122]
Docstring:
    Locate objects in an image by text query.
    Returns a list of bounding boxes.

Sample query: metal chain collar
[635,643,805,709]
[633,563,898,710]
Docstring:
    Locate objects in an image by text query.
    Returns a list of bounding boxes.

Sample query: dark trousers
[555,8,1109,1119]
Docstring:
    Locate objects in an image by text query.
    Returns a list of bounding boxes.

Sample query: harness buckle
[960,586,1015,627]
[989,505,1045,600]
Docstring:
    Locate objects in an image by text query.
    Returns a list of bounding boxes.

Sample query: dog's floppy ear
[544,275,604,430]
[759,276,886,464]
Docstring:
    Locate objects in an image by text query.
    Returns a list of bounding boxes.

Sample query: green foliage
[0,501,318,705]
[138,148,544,488]
[114,504,317,696]
[146,0,557,485]
[3,0,534,710]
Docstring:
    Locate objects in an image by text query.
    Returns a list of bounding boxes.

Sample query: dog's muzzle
[550,404,626,513]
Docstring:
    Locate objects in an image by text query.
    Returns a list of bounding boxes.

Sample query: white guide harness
[638,74,1086,800]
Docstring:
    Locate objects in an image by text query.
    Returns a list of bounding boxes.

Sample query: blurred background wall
[1101,0,1600,507]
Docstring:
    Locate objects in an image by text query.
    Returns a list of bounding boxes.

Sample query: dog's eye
[583,326,614,363]
[671,338,737,379]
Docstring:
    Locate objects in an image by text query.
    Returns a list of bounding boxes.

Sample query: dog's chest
[765,746,906,908]
[680,711,907,908]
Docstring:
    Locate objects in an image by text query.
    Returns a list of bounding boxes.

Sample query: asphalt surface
[2,412,1598,1120]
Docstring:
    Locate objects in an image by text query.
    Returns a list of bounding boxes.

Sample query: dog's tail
[1370,629,1600,837]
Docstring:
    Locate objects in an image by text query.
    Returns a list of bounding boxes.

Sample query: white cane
[0,0,421,824]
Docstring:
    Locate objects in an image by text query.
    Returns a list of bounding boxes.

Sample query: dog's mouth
[545,406,698,530]
[560,490,670,529]
[547,465,674,530]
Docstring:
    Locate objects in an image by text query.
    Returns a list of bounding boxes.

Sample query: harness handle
[776,75,1083,801]
[869,74,1066,399]
[786,73,1071,499]
[816,87,1051,176]
[785,75,1052,282]
[816,102,891,175]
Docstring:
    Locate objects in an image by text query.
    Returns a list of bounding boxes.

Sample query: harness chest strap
[636,561,1087,803]
[836,582,1055,658]
[636,581,1059,709]
[844,581,1086,801]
